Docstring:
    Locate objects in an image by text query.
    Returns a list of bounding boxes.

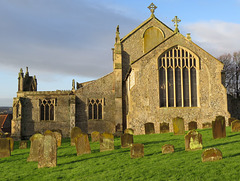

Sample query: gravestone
[19,140,28,149]
[6,137,14,151]
[38,134,57,168]
[27,133,44,162]
[231,120,240,132]
[100,133,114,152]
[212,116,226,139]
[188,121,197,130]
[202,148,222,162]
[162,144,174,154]
[70,127,82,146]
[130,143,144,158]
[144,122,155,134]
[160,122,169,133]
[44,130,53,136]
[124,128,134,135]
[202,122,212,128]
[121,133,133,148]
[228,117,237,126]
[53,131,62,147]
[172,117,185,135]
[185,130,202,151]
[75,133,91,156]
[0,138,10,158]
[91,131,100,142]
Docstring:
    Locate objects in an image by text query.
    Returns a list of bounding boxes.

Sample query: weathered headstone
[202,148,222,162]
[130,143,144,158]
[70,127,82,146]
[0,138,10,158]
[172,117,185,135]
[100,133,114,152]
[228,117,237,127]
[6,137,14,151]
[27,133,44,162]
[202,122,212,129]
[53,131,62,147]
[160,122,169,133]
[144,122,155,134]
[162,144,174,154]
[212,116,226,139]
[231,120,240,132]
[44,130,53,136]
[91,131,100,142]
[185,130,202,151]
[75,133,91,156]
[124,128,134,135]
[188,121,197,130]
[38,134,57,168]
[121,133,133,148]
[19,140,28,149]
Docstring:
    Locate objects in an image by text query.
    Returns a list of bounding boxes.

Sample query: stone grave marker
[38,134,57,168]
[172,117,185,135]
[75,133,91,156]
[27,133,44,162]
[212,116,226,139]
[6,137,14,151]
[124,128,134,135]
[19,140,28,149]
[231,120,240,132]
[53,131,62,147]
[44,130,53,136]
[202,148,222,162]
[160,122,169,133]
[188,121,197,130]
[228,117,237,127]
[202,122,212,129]
[130,143,144,158]
[185,130,202,151]
[0,138,10,158]
[121,133,133,148]
[144,122,155,134]
[162,144,174,154]
[91,131,100,142]
[70,127,82,146]
[100,133,114,152]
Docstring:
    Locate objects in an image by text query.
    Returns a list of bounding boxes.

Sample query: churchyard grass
[1,126,240,180]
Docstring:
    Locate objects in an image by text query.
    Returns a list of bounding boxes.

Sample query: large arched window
[159,46,199,107]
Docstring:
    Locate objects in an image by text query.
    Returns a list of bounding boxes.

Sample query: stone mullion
[173,48,176,107]
[181,50,184,107]
[188,55,192,107]
[165,54,168,107]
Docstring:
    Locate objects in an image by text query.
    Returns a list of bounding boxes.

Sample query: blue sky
[1,0,240,106]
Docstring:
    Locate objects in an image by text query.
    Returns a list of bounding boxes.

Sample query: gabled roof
[0,114,8,128]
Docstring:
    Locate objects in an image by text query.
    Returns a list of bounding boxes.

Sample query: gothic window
[40,99,55,121]
[88,99,103,120]
[159,46,199,107]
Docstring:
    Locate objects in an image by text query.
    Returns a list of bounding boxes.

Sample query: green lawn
[1,127,240,181]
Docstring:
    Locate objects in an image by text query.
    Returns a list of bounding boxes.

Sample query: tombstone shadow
[204,140,240,149]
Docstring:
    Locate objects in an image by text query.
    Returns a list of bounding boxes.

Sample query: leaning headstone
[52,131,62,147]
[70,127,82,146]
[91,131,100,142]
[38,134,57,168]
[160,122,169,133]
[124,128,134,135]
[162,144,174,154]
[202,122,212,129]
[0,138,10,158]
[27,133,44,162]
[121,133,133,148]
[100,133,114,152]
[144,122,155,134]
[19,140,28,149]
[188,121,197,130]
[172,117,185,135]
[231,120,240,132]
[75,133,91,156]
[130,143,144,158]
[185,130,202,151]
[202,148,222,162]
[228,117,237,127]
[212,116,226,139]
[6,137,14,151]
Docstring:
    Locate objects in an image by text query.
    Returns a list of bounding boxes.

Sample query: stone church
[11,4,230,140]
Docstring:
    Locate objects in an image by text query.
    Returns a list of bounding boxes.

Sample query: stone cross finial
[172,16,181,32]
[148,3,157,17]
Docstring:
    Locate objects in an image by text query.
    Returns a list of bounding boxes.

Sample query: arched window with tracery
[88,99,103,120]
[159,46,199,107]
[40,99,55,121]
